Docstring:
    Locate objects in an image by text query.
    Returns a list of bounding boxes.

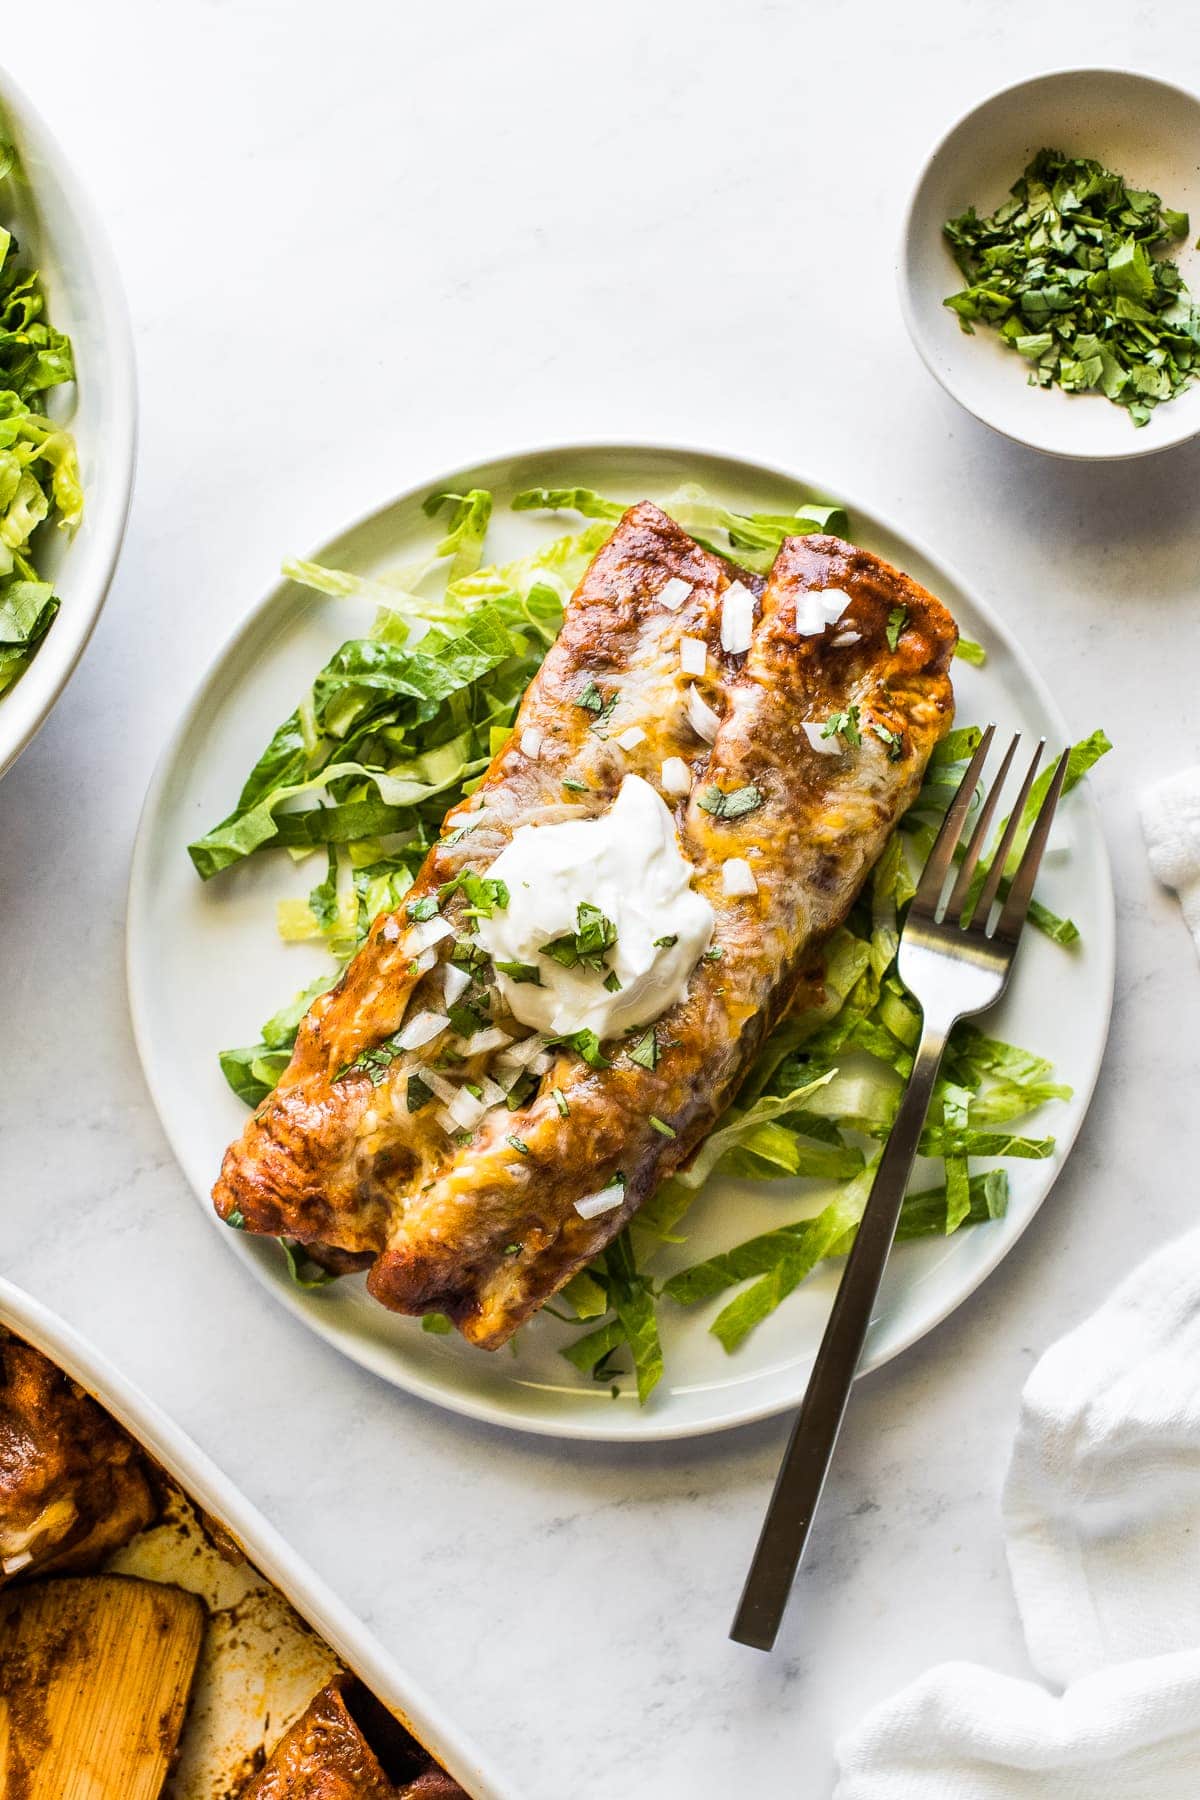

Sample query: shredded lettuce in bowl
[192,482,1110,1404]
[0,142,82,699]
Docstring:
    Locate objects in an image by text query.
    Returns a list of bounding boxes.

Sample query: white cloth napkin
[834,1225,1200,1798]
[1141,766,1200,957]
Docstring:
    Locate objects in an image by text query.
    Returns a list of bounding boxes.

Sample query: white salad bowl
[0,68,136,778]
[900,68,1200,461]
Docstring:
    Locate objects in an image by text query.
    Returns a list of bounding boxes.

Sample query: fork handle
[730,1013,952,1651]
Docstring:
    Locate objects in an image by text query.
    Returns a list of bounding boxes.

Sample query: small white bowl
[0,70,136,778]
[900,69,1200,460]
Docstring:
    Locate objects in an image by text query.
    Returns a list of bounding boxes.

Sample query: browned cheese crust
[0,1333,157,1583]
[214,504,956,1347]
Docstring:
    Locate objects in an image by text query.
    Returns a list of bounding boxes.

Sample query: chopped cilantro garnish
[540,900,618,975]
[450,938,490,976]
[439,871,509,919]
[506,1134,531,1155]
[697,783,764,820]
[504,1242,523,1255]
[226,1209,245,1230]
[575,680,620,736]
[652,933,678,948]
[704,945,724,961]
[338,1033,406,1084]
[628,1029,658,1071]
[943,148,1200,426]
[407,1073,434,1112]
[649,1115,677,1138]
[406,894,439,922]
[447,1000,487,1037]
[552,1087,570,1117]
[562,777,589,793]
[822,705,862,747]
[551,1027,611,1069]
[422,1312,453,1334]
[870,720,905,761]
[603,969,622,992]
[886,606,908,651]
[506,1071,538,1109]
[494,959,542,983]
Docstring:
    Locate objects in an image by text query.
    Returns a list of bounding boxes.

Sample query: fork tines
[912,727,1070,940]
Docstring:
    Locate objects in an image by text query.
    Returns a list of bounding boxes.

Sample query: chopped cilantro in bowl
[943,148,1200,426]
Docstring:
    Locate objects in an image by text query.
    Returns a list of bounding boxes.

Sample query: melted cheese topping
[474,774,714,1037]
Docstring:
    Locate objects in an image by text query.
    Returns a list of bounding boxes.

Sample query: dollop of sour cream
[475,774,714,1038]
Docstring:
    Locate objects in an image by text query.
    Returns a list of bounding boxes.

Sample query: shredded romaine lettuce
[513,481,848,574]
[199,481,1109,1402]
[0,150,82,698]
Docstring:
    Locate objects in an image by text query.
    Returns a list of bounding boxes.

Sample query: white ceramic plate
[0,71,136,778]
[128,443,1114,1442]
[900,68,1200,461]
[0,1276,509,1798]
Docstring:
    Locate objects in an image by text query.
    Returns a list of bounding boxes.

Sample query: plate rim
[896,64,1200,464]
[127,436,1116,1442]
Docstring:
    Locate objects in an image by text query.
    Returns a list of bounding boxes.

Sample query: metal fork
[730,727,1070,1652]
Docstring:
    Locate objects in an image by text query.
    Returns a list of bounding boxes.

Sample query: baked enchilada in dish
[0,1331,471,1796]
[213,502,957,1348]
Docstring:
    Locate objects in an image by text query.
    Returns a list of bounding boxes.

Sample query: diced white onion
[397,1009,450,1051]
[496,1033,551,1071]
[1,1551,33,1575]
[447,1086,488,1131]
[802,721,842,756]
[408,946,438,977]
[435,1106,459,1136]
[795,586,852,637]
[441,962,471,1007]
[831,630,861,647]
[479,1076,507,1107]
[519,726,543,760]
[684,684,720,743]
[616,725,646,751]
[658,576,693,611]
[463,1026,513,1058]
[722,857,758,897]
[661,755,691,796]
[530,1050,554,1075]
[415,1065,459,1105]
[679,635,708,676]
[795,592,827,635]
[574,1181,626,1220]
[720,581,756,654]
[405,915,454,955]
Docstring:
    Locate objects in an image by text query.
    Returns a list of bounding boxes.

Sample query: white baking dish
[0,1275,513,1798]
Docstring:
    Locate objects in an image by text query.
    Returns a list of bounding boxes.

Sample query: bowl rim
[0,65,137,777]
[897,64,1200,463]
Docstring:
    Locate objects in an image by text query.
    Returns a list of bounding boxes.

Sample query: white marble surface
[4,6,1200,1795]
